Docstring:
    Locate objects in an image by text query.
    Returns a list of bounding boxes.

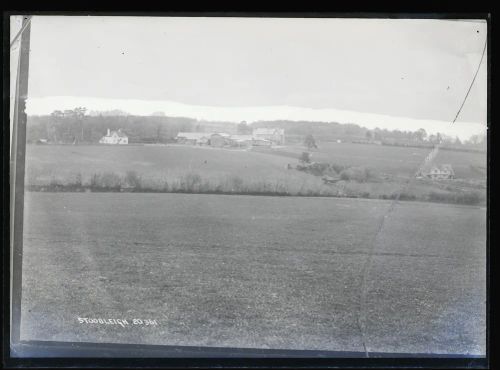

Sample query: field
[20,192,486,355]
[24,143,486,203]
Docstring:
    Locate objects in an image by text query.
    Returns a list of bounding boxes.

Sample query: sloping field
[20,193,486,355]
[265,142,486,179]
[25,144,320,190]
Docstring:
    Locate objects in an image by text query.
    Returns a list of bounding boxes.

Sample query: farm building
[417,164,455,180]
[99,129,128,145]
[252,138,273,147]
[252,128,285,145]
[209,133,231,148]
[228,134,253,148]
[176,132,211,145]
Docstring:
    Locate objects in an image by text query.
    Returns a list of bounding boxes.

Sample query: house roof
[421,164,454,175]
[253,128,284,135]
[209,132,231,138]
[104,129,127,138]
[229,134,253,142]
[176,132,211,140]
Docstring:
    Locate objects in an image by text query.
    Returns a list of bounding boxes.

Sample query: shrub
[339,166,377,183]
[125,171,142,189]
[230,176,245,192]
[428,191,483,205]
[307,162,330,176]
[398,192,417,201]
[331,164,347,174]
[299,152,311,164]
[179,173,202,192]
[74,173,83,187]
[90,172,122,189]
[457,191,482,205]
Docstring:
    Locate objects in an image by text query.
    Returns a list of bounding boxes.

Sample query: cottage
[176,132,210,145]
[252,128,285,145]
[99,129,128,145]
[417,164,455,180]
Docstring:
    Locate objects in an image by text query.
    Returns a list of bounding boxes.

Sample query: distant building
[228,134,253,148]
[99,129,128,144]
[209,133,231,148]
[175,128,284,148]
[417,164,455,180]
[252,128,285,145]
[176,132,210,145]
[251,138,273,147]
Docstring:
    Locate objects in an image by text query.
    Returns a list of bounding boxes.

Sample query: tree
[415,128,427,142]
[237,121,252,134]
[365,130,373,140]
[304,134,318,149]
[436,132,442,144]
[299,151,311,164]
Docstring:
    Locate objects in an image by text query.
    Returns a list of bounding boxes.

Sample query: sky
[15,16,488,139]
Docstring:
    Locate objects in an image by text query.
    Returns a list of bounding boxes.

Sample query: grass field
[266,142,487,180]
[20,192,486,355]
[24,143,486,204]
[26,142,486,181]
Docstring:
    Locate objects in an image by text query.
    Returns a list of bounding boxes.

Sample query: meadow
[20,192,486,354]
[24,143,486,204]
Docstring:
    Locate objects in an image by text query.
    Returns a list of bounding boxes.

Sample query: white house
[99,129,128,144]
[252,128,285,145]
[417,164,455,180]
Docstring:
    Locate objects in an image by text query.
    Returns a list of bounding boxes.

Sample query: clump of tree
[237,121,252,135]
[299,151,312,164]
[304,134,318,149]
[27,108,202,144]
[339,166,375,183]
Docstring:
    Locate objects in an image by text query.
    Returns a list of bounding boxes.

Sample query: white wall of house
[99,131,128,144]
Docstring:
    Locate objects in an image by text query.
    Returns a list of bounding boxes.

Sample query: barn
[228,134,253,148]
[176,132,210,145]
[252,128,285,145]
[209,133,231,147]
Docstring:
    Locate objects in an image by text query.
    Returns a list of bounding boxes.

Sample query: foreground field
[20,193,486,355]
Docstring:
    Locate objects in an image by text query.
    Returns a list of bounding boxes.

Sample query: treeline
[27,108,486,150]
[27,109,235,144]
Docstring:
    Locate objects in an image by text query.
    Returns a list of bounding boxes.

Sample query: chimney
[107,128,110,136]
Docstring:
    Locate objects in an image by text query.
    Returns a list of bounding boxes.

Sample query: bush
[179,173,202,192]
[74,173,83,187]
[299,152,311,164]
[90,172,122,189]
[339,166,375,182]
[229,176,245,192]
[398,192,417,201]
[428,191,482,205]
[331,164,347,174]
[125,171,142,188]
